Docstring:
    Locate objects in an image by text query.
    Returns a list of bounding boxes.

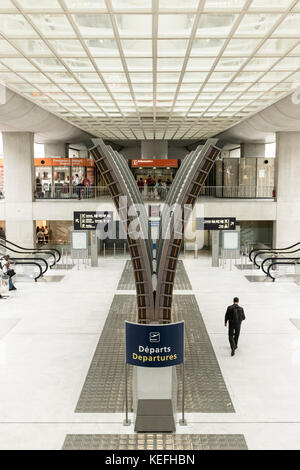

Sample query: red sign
[131,159,178,168]
[34,158,95,168]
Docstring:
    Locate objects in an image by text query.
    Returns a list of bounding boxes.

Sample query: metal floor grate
[75,293,234,413]
[62,434,247,450]
[117,260,192,291]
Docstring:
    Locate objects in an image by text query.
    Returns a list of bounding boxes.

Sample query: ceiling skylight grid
[0,0,297,139]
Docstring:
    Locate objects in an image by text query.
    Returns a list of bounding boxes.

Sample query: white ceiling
[0,0,300,140]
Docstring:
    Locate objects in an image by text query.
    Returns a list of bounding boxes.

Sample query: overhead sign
[125,321,184,368]
[196,217,236,231]
[74,211,113,231]
[131,159,178,168]
[34,158,95,167]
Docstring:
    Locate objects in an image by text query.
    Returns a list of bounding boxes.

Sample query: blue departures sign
[125,321,184,368]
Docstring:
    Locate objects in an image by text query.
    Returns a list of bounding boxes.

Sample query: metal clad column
[212,231,220,267]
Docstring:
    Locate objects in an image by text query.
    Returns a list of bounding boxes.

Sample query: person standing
[2,255,16,291]
[0,226,5,240]
[225,297,246,356]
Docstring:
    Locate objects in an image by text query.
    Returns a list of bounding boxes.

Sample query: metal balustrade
[30,184,275,201]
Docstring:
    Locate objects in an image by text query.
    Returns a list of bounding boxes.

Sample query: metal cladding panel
[155,139,222,322]
[87,138,155,322]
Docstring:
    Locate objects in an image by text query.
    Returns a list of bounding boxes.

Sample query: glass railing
[32,184,275,201]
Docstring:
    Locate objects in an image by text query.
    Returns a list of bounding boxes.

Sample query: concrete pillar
[241,143,265,158]
[44,142,68,158]
[274,132,300,247]
[2,132,35,246]
[141,140,168,159]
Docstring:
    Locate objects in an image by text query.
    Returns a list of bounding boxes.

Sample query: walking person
[225,297,246,356]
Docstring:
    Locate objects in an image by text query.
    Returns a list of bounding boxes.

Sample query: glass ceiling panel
[102,72,127,82]
[157,72,181,82]
[243,57,279,71]
[20,72,51,82]
[157,58,185,70]
[256,38,299,56]
[85,38,119,56]
[126,57,152,70]
[186,57,215,70]
[111,0,152,9]
[234,14,280,35]
[224,38,261,55]
[29,15,76,37]
[0,57,36,71]
[197,14,237,36]
[63,57,94,71]
[271,57,300,70]
[0,39,20,55]
[273,13,300,35]
[0,0,15,8]
[49,39,86,56]
[72,14,113,36]
[64,0,106,8]
[183,71,208,81]
[130,72,153,82]
[116,14,152,36]
[121,39,152,56]
[12,39,53,55]
[159,0,199,8]
[215,57,247,70]
[157,39,188,56]
[94,57,123,70]
[204,0,246,8]
[250,0,295,9]
[158,14,195,36]
[191,38,225,56]
[18,0,62,8]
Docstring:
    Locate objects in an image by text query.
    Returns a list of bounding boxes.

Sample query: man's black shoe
[231,350,235,356]
[9,287,17,291]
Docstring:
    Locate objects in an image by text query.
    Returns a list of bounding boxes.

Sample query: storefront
[35,157,95,199]
[129,158,179,183]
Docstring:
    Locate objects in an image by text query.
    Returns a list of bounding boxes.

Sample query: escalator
[0,237,61,282]
[0,236,61,268]
[249,242,300,282]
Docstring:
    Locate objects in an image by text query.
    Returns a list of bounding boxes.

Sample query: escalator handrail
[254,246,300,269]
[8,256,48,275]
[249,242,300,262]
[0,237,61,263]
[12,261,43,282]
[0,242,56,268]
[266,258,300,282]
[261,256,300,276]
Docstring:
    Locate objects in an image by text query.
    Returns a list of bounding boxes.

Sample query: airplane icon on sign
[149,332,160,343]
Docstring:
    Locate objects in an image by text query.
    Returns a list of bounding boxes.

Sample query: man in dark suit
[225,297,246,356]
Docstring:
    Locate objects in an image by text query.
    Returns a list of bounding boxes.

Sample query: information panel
[125,321,184,368]
[196,217,236,231]
[74,211,113,231]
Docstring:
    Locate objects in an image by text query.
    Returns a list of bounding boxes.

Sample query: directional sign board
[196,217,236,231]
[125,321,184,368]
[74,211,113,231]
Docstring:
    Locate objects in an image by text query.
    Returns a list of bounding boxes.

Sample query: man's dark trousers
[228,323,241,350]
